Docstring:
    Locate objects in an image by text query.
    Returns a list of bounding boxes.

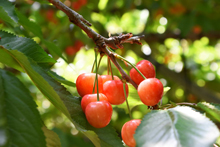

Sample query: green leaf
[0,0,18,27]
[16,10,43,39]
[0,69,8,147]
[197,102,220,122]
[43,40,68,63]
[42,126,62,147]
[0,46,23,71]
[7,49,72,122]
[14,9,67,62]
[135,106,220,147]
[47,70,76,87]
[0,30,56,66]
[0,69,46,147]
[52,128,94,147]
[92,126,124,147]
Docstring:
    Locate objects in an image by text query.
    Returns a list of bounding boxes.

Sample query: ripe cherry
[85,101,112,128]
[121,119,141,147]
[103,80,128,105]
[81,93,108,112]
[72,1,81,11]
[101,75,120,84]
[76,73,103,97]
[129,60,156,85]
[65,46,76,56]
[138,78,163,106]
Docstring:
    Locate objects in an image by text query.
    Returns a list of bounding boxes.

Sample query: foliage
[0,0,220,147]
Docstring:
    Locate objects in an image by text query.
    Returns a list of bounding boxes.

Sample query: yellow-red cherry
[138,78,163,106]
[76,73,103,97]
[85,101,112,128]
[103,80,128,105]
[81,93,108,112]
[121,119,141,147]
[130,60,156,85]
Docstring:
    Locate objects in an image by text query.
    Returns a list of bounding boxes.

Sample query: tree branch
[47,0,141,88]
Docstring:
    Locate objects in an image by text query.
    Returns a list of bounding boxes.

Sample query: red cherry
[65,46,76,55]
[71,1,81,11]
[103,80,128,105]
[79,0,87,5]
[138,78,163,106]
[101,75,120,84]
[85,101,112,128]
[46,9,57,24]
[81,93,108,112]
[121,119,141,147]
[75,40,84,50]
[129,60,156,85]
[76,73,103,97]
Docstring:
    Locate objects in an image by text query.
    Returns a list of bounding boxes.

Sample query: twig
[47,0,141,89]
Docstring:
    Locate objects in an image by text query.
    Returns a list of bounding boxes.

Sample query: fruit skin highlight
[85,101,112,128]
[76,73,103,97]
[138,78,163,106]
[121,119,141,147]
[130,60,156,85]
[103,80,128,105]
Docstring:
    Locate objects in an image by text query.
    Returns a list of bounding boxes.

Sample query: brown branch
[48,0,143,47]
[48,0,141,88]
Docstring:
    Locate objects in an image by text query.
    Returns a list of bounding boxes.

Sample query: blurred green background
[1,0,220,146]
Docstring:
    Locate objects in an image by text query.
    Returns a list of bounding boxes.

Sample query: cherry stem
[123,82,132,119]
[113,53,146,80]
[95,49,99,101]
[107,58,110,75]
[91,53,103,73]
[91,59,95,73]
[108,58,114,80]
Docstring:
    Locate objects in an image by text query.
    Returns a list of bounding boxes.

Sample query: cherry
[65,41,83,56]
[80,0,87,5]
[46,9,58,24]
[76,73,103,97]
[72,1,81,11]
[129,60,156,85]
[101,75,120,84]
[81,93,108,112]
[138,78,163,106]
[103,80,128,105]
[85,101,112,128]
[65,46,76,56]
[75,40,84,50]
[121,119,141,147]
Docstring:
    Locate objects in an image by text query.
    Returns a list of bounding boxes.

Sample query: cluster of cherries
[76,60,164,147]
